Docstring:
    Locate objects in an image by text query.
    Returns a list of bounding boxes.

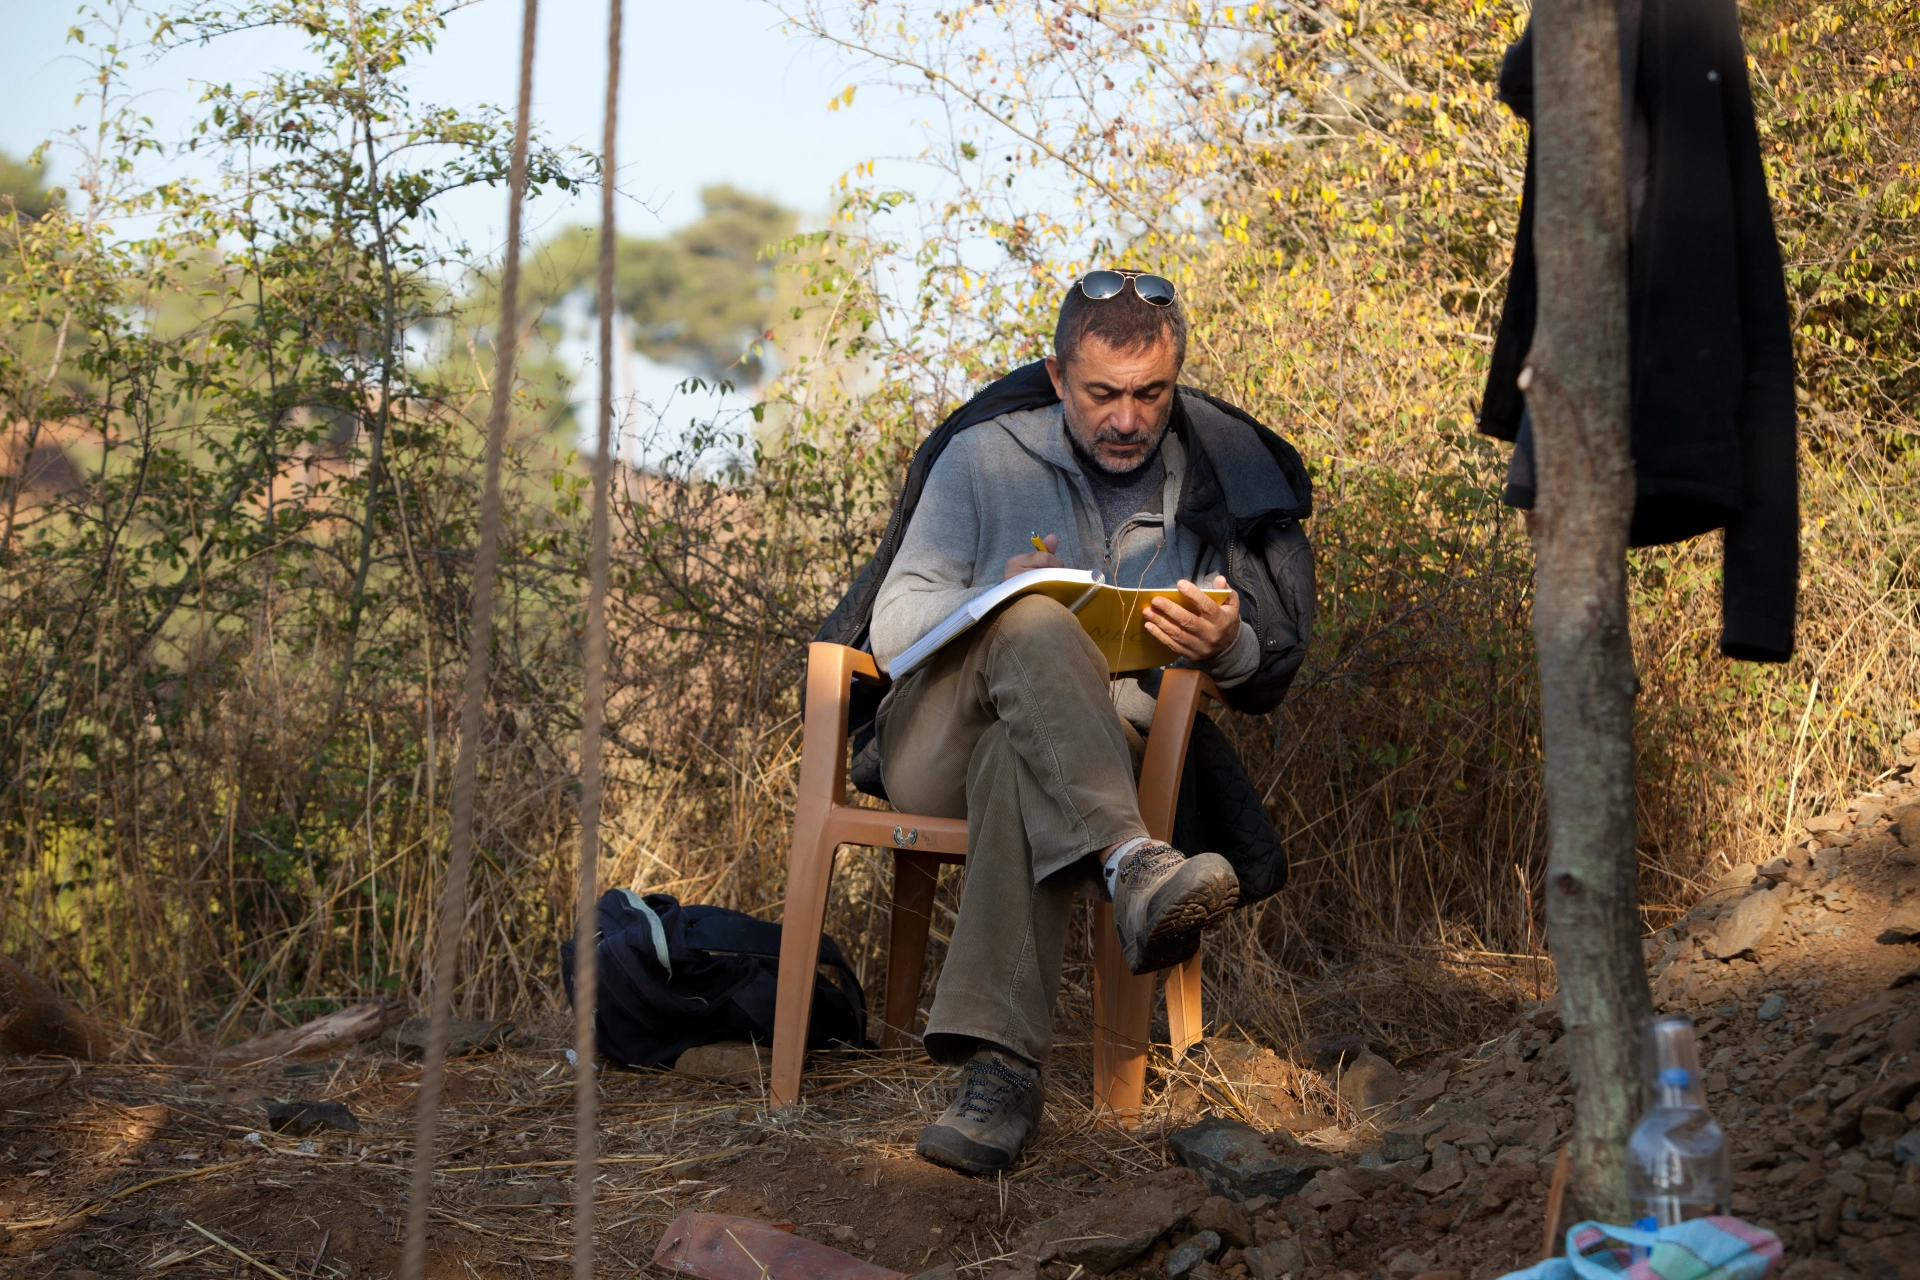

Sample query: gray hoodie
[871,403,1261,706]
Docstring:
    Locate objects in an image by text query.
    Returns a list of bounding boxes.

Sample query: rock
[1429,1121,1490,1151]
[1347,1157,1428,1194]
[1816,992,1899,1047]
[265,1099,360,1135]
[1387,1253,1434,1279]
[1167,1232,1223,1280]
[1336,1052,1403,1118]
[1300,1167,1363,1203]
[1705,866,1757,899]
[675,1041,772,1083]
[1476,1162,1540,1213]
[1894,803,1920,848]
[1896,1131,1920,1167]
[1294,1033,1372,1069]
[1199,1038,1305,1125]
[912,1266,959,1280]
[1703,887,1786,958]
[1381,1120,1446,1162]
[1189,1196,1257,1249]
[1757,995,1788,1022]
[1412,1272,1464,1280]
[1167,1118,1333,1201]
[1880,905,1920,943]
[1892,1184,1920,1219]
[1756,856,1795,882]
[1851,1065,1920,1118]
[393,1016,511,1058]
[1862,1107,1906,1141]
[1412,1142,1465,1194]
[1806,811,1849,834]
[988,1261,1038,1280]
[1401,1068,1450,1110]
[648,1220,902,1280]
[1015,1169,1206,1273]
[1242,1239,1306,1280]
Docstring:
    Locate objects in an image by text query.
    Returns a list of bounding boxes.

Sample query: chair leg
[881,850,940,1051]
[770,819,838,1108]
[1091,901,1155,1128]
[1167,952,1205,1059]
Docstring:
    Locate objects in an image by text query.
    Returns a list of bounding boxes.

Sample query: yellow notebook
[887,569,1232,677]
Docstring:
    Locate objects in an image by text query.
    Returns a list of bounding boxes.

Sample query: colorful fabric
[1496,1218,1781,1280]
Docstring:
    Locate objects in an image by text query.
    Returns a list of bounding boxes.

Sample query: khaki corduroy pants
[875,595,1148,1065]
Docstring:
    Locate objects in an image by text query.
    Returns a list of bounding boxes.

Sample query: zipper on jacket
[1105,510,1165,587]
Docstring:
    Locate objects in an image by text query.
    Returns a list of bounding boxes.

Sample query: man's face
[1045,332,1181,475]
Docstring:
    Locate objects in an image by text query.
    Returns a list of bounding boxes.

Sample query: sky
[0,0,933,441]
[0,0,928,250]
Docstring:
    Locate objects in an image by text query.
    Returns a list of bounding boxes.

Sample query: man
[831,270,1313,1173]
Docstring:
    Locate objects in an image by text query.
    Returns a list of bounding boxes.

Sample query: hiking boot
[915,1048,1043,1174]
[1111,841,1238,975]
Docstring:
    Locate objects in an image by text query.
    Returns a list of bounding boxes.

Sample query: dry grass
[2,0,1914,1089]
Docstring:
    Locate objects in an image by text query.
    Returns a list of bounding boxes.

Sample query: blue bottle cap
[1658,1067,1692,1089]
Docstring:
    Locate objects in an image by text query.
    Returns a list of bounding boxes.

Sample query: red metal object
[652,1213,904,1280]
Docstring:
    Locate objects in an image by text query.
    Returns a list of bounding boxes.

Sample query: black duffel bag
[560,889,868,1069]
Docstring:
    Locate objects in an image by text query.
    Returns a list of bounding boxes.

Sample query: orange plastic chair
[769,641,1220,1125]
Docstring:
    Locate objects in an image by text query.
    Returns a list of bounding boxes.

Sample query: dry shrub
[3,0,1916,1068]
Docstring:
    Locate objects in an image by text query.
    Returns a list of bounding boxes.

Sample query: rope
[572,2,623,1278]
[397,2,538,1277]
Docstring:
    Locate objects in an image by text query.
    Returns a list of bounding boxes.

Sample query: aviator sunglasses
[1077,269,1178,307]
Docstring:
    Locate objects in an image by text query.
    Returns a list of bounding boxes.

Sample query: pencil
[1030,534,1049,553]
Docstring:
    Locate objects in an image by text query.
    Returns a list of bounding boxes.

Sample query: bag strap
[611,888,672,979]
[1562,1221,1656,1280]
[683,913,784,958]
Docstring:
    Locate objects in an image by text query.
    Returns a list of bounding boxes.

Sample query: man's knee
[993,594,1096,657]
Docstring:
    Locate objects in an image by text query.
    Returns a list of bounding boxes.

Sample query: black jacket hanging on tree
[1479,0,1799,663]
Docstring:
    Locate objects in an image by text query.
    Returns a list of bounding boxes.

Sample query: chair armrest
[1136,668,1222,841]
[1160,667,1221,715]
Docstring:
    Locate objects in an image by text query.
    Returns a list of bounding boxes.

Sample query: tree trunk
[1524,0,1652,1224]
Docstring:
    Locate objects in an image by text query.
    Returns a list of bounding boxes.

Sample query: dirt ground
[0,1033,1265,1280]
[8,747,1920,1280]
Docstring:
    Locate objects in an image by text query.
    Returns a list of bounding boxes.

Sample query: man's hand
[1144,575,1241,663]
[1004,533,1063,581]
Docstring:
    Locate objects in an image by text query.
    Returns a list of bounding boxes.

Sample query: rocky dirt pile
[951,732,1920,1280]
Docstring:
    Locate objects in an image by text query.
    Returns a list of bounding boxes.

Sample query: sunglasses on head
[1077,269,1177,307]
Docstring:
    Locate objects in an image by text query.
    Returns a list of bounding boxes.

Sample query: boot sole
[1123,855,1238,975]
[916,1122,1021,1175]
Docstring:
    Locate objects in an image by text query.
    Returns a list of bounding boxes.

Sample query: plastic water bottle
[1628,1013,1731,1235]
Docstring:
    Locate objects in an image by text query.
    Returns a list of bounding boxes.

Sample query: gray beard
[1065,419,1170,477]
